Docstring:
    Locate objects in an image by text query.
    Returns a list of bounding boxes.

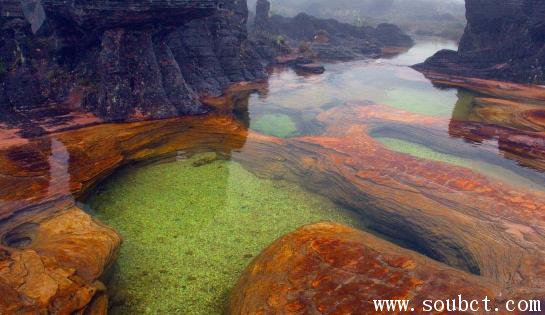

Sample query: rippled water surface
[84,39,545,314]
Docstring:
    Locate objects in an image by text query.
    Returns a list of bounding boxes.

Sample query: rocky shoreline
[1,77,545,313]
[0,0,414,128]
[252,0,414,62]
[2,1,545,314]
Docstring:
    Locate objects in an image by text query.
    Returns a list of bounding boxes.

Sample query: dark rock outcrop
[414,0,545,84]
[252,0,413,61]
[0,0,267,122]
[254,0,270,33]
[294,63,325,75]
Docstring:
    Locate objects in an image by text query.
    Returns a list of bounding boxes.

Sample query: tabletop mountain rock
[0,0,267,122]
[414,0,545,84]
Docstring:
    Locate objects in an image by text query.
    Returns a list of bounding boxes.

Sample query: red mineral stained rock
[0,206,120,314]
[229,222,498,315]
[1,100,545,312]
[0,115,248,313]
[467,97,545,132]
[233,103,545,300]
[416,71,545,102]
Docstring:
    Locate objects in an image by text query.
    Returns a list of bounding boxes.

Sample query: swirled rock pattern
[228,111,545,314]
[230,222,498,314]
[1,77,545,312]
[0,114,249,312]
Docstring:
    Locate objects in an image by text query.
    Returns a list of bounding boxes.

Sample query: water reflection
[47,137,72,199]
[0,136,73,213]
[223,38,545,191]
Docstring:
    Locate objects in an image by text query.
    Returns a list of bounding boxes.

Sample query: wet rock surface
[0,205,120,314]
[2,77,545,312]
[414,0,545,84]
[229,222,498,314]
[293,63,325,75]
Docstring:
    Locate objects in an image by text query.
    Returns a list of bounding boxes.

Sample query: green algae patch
[251,113,298,138]
[85,153,360,315]
[375,137,542,190]
[376,137,470,167]
[379,87,460,117]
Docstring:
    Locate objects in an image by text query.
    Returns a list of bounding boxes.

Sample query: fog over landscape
[248,0,467,40]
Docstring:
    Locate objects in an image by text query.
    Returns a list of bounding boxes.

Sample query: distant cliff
[414,0,545,84]
[0,0,267,121]
[252,0,413,61]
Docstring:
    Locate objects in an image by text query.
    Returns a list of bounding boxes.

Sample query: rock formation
[414,0,545,84]
[252,0,414,61]
[229,223,498,314]
[2,78,545,312]
[0,0,267,122]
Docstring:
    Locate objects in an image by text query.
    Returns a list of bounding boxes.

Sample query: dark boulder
[294,63,325,75]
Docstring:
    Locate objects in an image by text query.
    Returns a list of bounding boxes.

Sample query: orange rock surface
[419,71,545,102]
[1,78,545,312]
[0,114,249,313]
[230,222,498,315]
[231,105,545,314]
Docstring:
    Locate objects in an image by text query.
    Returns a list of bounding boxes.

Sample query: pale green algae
[85,153,361,314]
[379,87,463,117]
[251,113,299,138]
[375,137,543,190]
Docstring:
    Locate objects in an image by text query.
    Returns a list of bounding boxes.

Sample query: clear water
[239,38,544,190]
[85,38,545,314]
[86,154,362,314]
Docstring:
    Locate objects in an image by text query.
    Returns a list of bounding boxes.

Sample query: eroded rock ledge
[229,222,498,314]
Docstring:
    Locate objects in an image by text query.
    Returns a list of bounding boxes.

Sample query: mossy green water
[251,113,298,138]
[86,153,360,314]
[375,137,542,190]
[379,87,463,117]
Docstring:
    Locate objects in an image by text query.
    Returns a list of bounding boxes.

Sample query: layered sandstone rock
[0,0,267,122]
[2,91,545,311]
[414,0,545,84]
[0,114,250,312]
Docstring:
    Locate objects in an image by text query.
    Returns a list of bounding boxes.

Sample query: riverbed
[83,38,545,314]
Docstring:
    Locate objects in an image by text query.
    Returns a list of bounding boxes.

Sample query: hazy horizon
[248,0,467,40]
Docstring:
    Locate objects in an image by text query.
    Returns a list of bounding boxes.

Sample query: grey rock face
[167,0,267,96]
[254,0,270,33]
[0,0,268,122]
[414,0,545,84]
